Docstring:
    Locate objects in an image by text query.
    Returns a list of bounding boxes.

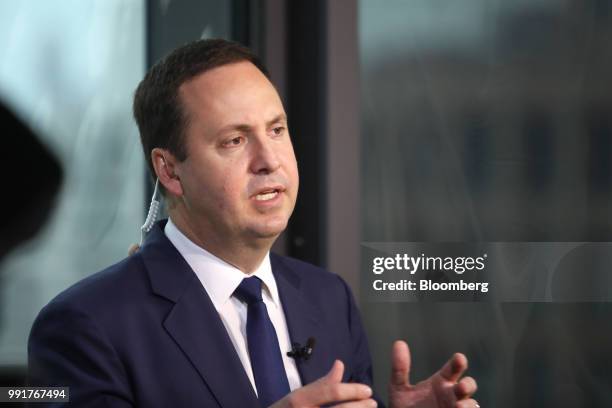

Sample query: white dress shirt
[164,219,303,395]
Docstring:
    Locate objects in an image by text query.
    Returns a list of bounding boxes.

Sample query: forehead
[178,61,284,130]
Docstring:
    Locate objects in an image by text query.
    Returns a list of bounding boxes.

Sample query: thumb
[322,359,345,384]
[390,340,411,386]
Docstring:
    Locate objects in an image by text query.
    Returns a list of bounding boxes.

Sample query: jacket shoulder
[42,253,150,318]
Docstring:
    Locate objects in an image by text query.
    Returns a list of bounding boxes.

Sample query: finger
[281,383,372,407]
[320,382,373,405]
[302,361,372,406]
[324,360,345,384]
[390,340,411,386]
[454,376,477,399]
[439,353,468,382]
[128,243,140,256]
[334,398,378,408]
[456,398,479,408]
[273,361,372,407]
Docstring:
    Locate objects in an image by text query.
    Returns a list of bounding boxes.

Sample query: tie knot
[234,276,263,305]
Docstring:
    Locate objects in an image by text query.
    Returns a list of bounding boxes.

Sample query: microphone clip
[287,337,316,361]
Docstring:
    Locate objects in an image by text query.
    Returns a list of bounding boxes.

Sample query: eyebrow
[218,113,288,135]
[267,113,288,127]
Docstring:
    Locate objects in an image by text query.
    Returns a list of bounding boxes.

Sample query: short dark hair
[133,38,269,181]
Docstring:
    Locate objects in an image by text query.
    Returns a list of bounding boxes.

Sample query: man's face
[173,61,299,246]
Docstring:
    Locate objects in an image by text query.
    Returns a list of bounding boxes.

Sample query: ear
[151,148,183,197]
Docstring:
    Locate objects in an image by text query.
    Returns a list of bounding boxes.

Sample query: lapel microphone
[287,337,316,361]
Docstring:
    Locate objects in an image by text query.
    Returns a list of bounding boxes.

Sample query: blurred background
[0,0,611,406]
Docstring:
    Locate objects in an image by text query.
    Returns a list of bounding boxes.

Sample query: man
[28,39,478,407]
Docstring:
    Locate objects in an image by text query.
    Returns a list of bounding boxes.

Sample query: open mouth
[253,187,284,201]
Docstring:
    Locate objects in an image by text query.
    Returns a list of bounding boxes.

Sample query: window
[0,0,145,366]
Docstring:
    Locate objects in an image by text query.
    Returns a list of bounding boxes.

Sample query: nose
[249,135,281,175]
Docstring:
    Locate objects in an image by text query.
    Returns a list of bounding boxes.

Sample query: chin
[250,217,288,239]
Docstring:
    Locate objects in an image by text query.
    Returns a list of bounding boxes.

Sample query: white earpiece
[140,178,161,245]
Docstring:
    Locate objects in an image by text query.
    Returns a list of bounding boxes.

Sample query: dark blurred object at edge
[0,101,63,261]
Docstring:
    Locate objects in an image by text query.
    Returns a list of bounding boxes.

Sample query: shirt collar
[164,218,280,309]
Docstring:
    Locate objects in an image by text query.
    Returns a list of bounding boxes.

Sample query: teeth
[255,191,278,201]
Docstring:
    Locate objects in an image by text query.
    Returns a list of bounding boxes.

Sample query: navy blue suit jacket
[28,221,378,407]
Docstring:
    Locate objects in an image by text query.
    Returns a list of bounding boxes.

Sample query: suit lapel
[141,222,259,408]
[163,283,259,407]
[271,255,335,385]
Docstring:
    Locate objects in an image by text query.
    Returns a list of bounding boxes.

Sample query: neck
[168,209,275,274]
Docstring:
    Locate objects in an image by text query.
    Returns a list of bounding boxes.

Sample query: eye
[222,136,245,148]
[272,126,285,136]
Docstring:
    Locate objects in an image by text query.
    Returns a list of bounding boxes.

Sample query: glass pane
[0,0,144,365]
[360,1,612,406]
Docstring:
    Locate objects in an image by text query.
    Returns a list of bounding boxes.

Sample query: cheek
[285,151,299,188]
[217,169,246,209]
[279,143,299,176]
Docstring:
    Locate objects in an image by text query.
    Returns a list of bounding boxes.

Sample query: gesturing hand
[388,341,479,408]
[271,360,377,408]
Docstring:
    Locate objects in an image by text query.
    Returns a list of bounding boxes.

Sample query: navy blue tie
[234,277,290,407]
